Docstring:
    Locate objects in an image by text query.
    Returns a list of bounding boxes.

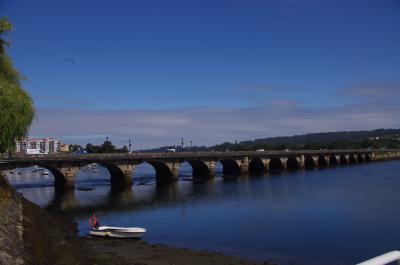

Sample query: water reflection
[6,161,400,265]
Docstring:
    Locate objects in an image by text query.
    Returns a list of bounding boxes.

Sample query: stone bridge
[1,149,399,189]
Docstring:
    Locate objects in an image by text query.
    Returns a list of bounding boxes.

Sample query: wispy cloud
[29,99,400,149]
[342,83,400,101]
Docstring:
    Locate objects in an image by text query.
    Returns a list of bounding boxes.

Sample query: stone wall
[0,175,89,265]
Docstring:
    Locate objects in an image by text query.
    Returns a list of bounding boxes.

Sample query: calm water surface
[6,160,400,265]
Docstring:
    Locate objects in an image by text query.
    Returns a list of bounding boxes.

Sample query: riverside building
[15,137,61,154]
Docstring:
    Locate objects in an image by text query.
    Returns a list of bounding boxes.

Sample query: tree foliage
[85,140,128,153]
[0,17,34,152]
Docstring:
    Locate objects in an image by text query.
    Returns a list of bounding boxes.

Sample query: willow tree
[0,17,34,153]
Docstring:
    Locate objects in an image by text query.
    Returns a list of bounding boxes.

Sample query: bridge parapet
[1,149,399,188]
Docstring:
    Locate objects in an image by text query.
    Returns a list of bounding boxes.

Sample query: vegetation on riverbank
[140,128,400,153]
[0,17,34,153]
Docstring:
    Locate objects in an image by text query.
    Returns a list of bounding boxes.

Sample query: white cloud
[29,100,400,149]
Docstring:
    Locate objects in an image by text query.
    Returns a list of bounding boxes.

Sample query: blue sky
[2,0,400,148]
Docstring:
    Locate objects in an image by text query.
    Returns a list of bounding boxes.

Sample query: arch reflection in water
[44,177,235,216]
[5,166,55,188]
[5,166,55,208]
[75,164,111,189]
[133,162,157,183]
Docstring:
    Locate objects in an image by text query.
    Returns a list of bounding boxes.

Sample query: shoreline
[81,236,267,265]
[0,175,267,265]
[3,158,400,264]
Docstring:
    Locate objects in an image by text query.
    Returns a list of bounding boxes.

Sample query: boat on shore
[89,226,146,238]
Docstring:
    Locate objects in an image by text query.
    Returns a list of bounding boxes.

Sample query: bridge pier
[371,153,376,161]
[52,164,80,189]
[239,157,249,175]
[281,157,288,170]
[170,162,180,179]
[101,162,133,187]
[187,160,215,180]
[149,161,180,183]
[2,149,399,187]
[206,161,216,178]
[262,159,270,172]
[298,156,305,169]
[335,155,341,165]
[312,156,319,167]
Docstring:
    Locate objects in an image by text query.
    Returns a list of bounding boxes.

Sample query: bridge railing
[1,149,399,161]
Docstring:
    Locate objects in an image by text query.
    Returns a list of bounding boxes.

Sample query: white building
[15,137,61,154]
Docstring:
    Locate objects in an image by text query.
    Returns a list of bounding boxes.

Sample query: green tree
[99,140,116,153]
[0,17,34,153]
[85,143,99,153]
[69,144,83,152]
[121,145,128,153]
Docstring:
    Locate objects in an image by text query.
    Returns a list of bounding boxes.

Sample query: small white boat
[42,170,49,175]
[89,226,146,238]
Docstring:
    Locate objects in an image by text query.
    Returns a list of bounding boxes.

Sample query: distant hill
[211,128,400,151]
[141,128,400,152]
[241,128,400,146]
[139,145,209,153]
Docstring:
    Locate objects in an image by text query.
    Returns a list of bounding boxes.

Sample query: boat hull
[89,226,146,238]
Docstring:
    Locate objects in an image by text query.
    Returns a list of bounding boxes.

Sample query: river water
[6,160,400,265]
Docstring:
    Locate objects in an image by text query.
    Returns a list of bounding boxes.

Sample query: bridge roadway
[1,149,399,188]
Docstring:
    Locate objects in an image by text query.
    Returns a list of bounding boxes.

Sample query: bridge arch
[45,165,68,187]
[349,154,357,163]
[146,161,175,183]
[220,159,241,176]
[304,156,316,169]
[6,164,70,188]
[286,156,299,171]
[329,155,338,166]
[98,162,128,185]
[317,155,328,167]
[357,153,365,163]
[249,158,266,175]
[339,155,348,165]
[269,157,284,172]
[186,160,213,179]
[365,153,372,162]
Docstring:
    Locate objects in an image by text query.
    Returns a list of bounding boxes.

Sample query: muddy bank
[0,176,267,265]
[82,237,266,265]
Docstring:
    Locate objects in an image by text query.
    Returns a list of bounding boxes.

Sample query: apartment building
[15,137,61,154]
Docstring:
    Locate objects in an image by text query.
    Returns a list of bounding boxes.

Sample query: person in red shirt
[88,213,98,229]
